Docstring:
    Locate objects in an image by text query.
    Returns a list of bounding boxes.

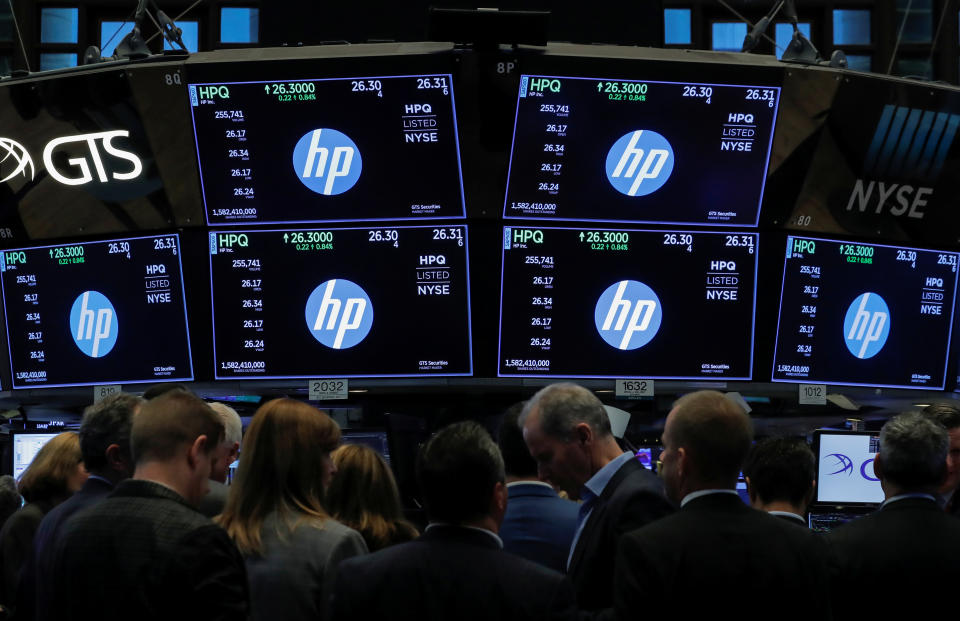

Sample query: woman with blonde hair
[217,398,367,621]
[0,431,86,609]
[326,443,419,552]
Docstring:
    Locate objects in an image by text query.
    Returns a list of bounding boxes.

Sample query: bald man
[614,391,830,621]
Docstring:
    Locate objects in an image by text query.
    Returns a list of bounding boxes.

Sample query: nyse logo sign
[304,279,373,349]
[594,280,662,350]
[293,128,362,195]
[605,130,674,197]
[0,130,143,187]
[843,292,890,359]
[70,291,118,358]
[847,105,960,219]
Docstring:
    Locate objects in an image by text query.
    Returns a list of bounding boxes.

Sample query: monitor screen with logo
[341,430,391,467]
[772,236,959,389]
[502,74,780,225]
[11,431,60,480]
[814,430,884,505]
[0,234,194,388]
[498,227,758,378]
[209,226,473,378]
[187,74,465,225]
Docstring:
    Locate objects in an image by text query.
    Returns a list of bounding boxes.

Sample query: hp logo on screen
[594,280,662,350]
[70,291,118,358]
[292,128,362,195]
[605,130,674,197]
[305,279,373,349]
[843,292,890,359]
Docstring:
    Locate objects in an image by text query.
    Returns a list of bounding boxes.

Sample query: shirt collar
[424,523,504,548]
[681,489,739,508]
[87,474,114,486]
[881,493,937,509]
[506,480,554,490]
[768,510,806,523]
[581,452,635,501]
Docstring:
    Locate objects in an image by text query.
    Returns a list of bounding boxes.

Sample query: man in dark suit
[49,391,249,621]
[742,436,816,526]
[520,383,673,614]
[197,401,243,518]
[498,402,578,573]
[331,420,576,621]
[28,392,144,621]
[923,403,960,515]
[615,390,830,621]
[828,411,960,618]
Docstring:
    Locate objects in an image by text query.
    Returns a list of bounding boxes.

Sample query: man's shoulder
[607,460,664,499]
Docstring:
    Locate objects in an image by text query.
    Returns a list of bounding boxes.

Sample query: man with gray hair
[520,383,672,615]
[30,392,145,620]
[827,411,960,618]
[198,402,243,517]
[332,421,576,620]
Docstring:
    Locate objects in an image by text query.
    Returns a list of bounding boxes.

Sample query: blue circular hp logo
[292,128,362,195]
[304,279,373,349]
[605,130,675,197]
[69,291,118,358]
[594,280,663,350]
[843,292,891,359]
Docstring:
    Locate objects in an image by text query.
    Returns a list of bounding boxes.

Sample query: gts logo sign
[594,280,662,350]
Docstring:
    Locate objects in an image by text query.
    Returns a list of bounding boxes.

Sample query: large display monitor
[772,236,959,389]
[503,74,780,225]
[12,432,59,479]
[188,74,465,225]
[814,430,883,505]
[0,235,194,388]
[209,226,473,379]
[498,227,758,378]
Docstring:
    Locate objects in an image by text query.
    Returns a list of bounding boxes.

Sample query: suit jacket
[197,479,230,518]
[50,479,249,621]
[827,496,960,619]
[0,501,52,609]
[500,482,579,573]
[28,476,115,621]
[771,511,808,527]
[330,525,577,621]
[245,513,367,621]
[615,492,830,621]
[569,458,673,612]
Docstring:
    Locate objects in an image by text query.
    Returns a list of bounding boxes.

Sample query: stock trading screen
[209,226,472,378]
[0,235,193,388]
[498,227,758,378]
[189,75,465,224]
[772,236,959,389]
[503,75,779,225]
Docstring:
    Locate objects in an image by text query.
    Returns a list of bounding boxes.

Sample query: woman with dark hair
[326,444,419,552]
[0,431,86,609]
[217,398,367,621]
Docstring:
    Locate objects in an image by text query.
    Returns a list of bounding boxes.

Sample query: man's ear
[676,446,689,479]
[873,454,883,481]
[573,422,593,447]
[187,435,208,469]
[745,476,757,503]
[104,444,127,471]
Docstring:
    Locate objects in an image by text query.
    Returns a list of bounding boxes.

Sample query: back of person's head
[669,390,753,488]
[743,437,815,506]
[326,444,416,551]
[0,475,21,524]
[417,421,505,524]
[218,398,340,555]
[923,403,960,430]
[141,383,191,400]
[80,392,144,476]
[498,401,536,478]
[18,431,83,503]
[208,402,243,447]
[521,383,611,440]
[879,411,947,491]
[131,392,223,466]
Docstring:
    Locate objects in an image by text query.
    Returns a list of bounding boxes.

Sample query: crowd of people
[0,382,955,619]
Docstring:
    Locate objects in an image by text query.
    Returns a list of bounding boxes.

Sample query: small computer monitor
[12,432,59,480]
[634,448,653,469]
[340,430,391,467]
[813,429,883,505]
